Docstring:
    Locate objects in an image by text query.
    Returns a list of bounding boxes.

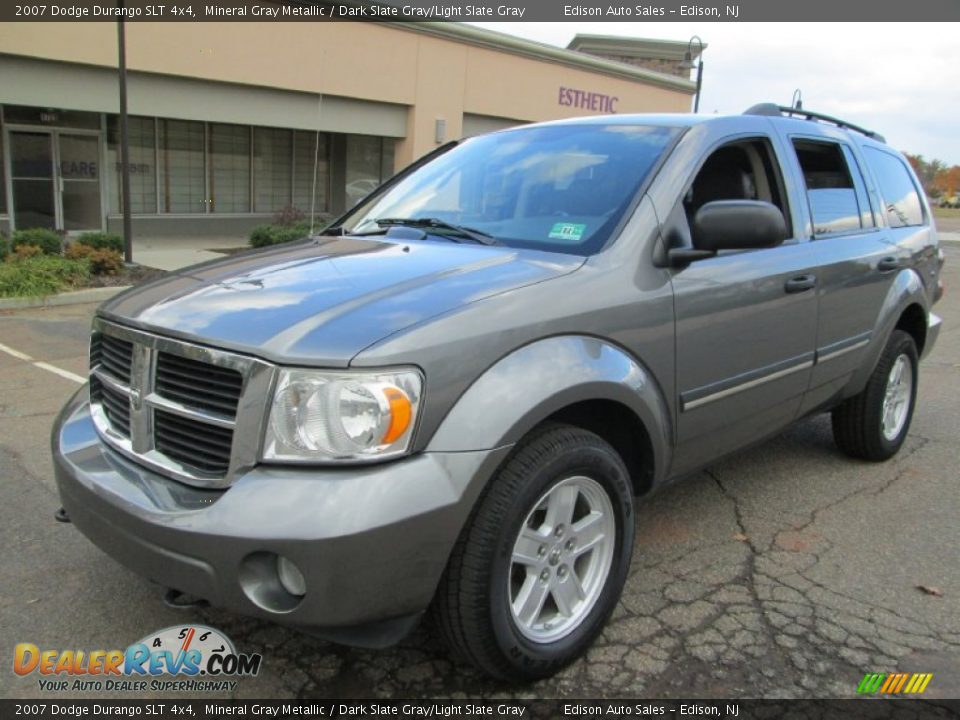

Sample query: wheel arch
[545,399,656,497]
[848,269,930,394]
[894,302,927,357]
[426,335,672,494]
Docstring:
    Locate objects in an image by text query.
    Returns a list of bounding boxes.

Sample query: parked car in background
[54,104,943,680]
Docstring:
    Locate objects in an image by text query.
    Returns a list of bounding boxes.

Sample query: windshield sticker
[548,223,587,242]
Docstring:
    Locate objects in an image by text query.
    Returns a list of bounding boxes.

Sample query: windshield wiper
[375,217,500,246]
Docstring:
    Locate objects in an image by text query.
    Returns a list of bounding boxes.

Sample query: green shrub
[249,222,310,248]
[11,228,63,256]
[0,233,8,262]
[249,225,276,248]
[77,231,124,254]
[0,255,91,298]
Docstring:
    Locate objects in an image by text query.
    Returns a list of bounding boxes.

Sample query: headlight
[262,368,422,463]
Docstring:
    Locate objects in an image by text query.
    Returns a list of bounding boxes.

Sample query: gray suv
[53,104,943,680]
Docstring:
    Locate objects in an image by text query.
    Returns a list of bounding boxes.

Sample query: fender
[426,335,672,484]
[846,267,930,395]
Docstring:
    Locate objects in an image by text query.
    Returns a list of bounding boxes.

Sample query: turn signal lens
[381,386,412,444]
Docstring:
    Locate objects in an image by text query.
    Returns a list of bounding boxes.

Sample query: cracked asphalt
[1,247,958,701]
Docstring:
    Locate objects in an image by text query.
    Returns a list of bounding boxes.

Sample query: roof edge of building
[567,34,708,61]
[389,22,696,94]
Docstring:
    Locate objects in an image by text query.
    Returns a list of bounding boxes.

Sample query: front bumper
[53,386,510,647]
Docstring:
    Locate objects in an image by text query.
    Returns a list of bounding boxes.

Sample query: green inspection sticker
[548,222,587,242]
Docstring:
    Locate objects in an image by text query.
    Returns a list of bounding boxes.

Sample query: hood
[100,237,584,366]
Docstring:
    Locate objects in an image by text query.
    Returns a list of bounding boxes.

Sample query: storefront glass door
[59,134,102,231]
[8,129,103,233]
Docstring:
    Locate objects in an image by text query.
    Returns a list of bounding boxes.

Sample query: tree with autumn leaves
[905,153,960,199]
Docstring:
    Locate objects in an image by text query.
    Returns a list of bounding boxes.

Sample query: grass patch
[0,255,91,298]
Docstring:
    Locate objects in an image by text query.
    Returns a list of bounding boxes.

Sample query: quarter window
[793,140,869,237]
[862,147,924,227]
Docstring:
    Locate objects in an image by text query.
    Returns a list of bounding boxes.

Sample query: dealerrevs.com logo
[14,625,262,692]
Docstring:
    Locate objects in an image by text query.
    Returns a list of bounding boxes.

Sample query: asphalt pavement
[1,249,958,701]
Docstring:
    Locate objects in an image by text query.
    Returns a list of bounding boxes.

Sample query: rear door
[669,134,820,476]
[785,136,907,414]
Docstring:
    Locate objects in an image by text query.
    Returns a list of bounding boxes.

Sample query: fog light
[276,556,307,597]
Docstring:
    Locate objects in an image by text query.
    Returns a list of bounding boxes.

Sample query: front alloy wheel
[509,476,615,644]
[435,423,634,681]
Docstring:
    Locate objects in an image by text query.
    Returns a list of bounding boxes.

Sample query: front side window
[862,147,924,228]
[343,124,680,255]
[793,139,869,237]
[683,137,791,238]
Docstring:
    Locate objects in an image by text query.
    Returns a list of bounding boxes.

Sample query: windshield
[342,124,680,255]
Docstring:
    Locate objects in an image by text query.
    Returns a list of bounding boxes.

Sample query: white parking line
[0,342,32,362]
[0,341,85,385]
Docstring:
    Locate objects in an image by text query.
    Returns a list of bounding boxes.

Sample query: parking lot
[1,247,958,701]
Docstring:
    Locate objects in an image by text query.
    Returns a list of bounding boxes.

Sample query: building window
[293,130,329,215]
[345,135,394,207]
[253,127,292,213]
[159,119,205,213]
[381,139,395,183]
[210,123,250,213]
[0,110,6,216]
[107,116,157,214]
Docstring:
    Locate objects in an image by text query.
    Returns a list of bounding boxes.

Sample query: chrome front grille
[154,409,233,476]
[91,334,134,383]
[155,352,243,417]
[90,376,132,438]
[88,318,275,489]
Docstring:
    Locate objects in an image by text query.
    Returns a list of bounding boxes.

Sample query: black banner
[2,699,960,720]
[4,0,960,22]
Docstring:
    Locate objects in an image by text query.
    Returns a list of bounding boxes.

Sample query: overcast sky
[470,23,960,167]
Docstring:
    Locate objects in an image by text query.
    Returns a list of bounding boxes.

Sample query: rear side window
[793,140,871,236]
[862,147,925,227]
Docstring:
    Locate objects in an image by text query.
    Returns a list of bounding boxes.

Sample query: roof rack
[743,103,886,143]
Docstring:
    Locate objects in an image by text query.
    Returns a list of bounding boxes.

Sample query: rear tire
[832,330,918,461]
[435,423,634,681]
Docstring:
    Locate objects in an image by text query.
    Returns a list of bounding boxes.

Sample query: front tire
[832,330,919,461]
[435,423,634,681]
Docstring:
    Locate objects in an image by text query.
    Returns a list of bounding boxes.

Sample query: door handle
[785,274,817,293]
[877,256,901,272]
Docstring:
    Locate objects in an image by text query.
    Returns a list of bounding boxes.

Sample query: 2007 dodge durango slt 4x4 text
[53,104,944,680]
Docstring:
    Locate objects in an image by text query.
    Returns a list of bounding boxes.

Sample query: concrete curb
[0,285,131,311]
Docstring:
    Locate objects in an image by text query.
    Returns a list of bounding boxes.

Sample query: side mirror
[692,200,787,253]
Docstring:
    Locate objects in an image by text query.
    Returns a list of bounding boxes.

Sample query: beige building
[0,22,697,238]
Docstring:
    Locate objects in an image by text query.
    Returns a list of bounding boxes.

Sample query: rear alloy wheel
[832,329,919,461]
[435,423,634,681]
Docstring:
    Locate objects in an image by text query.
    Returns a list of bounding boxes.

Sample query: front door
[668,136,820,476]
[9,129,103,233]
